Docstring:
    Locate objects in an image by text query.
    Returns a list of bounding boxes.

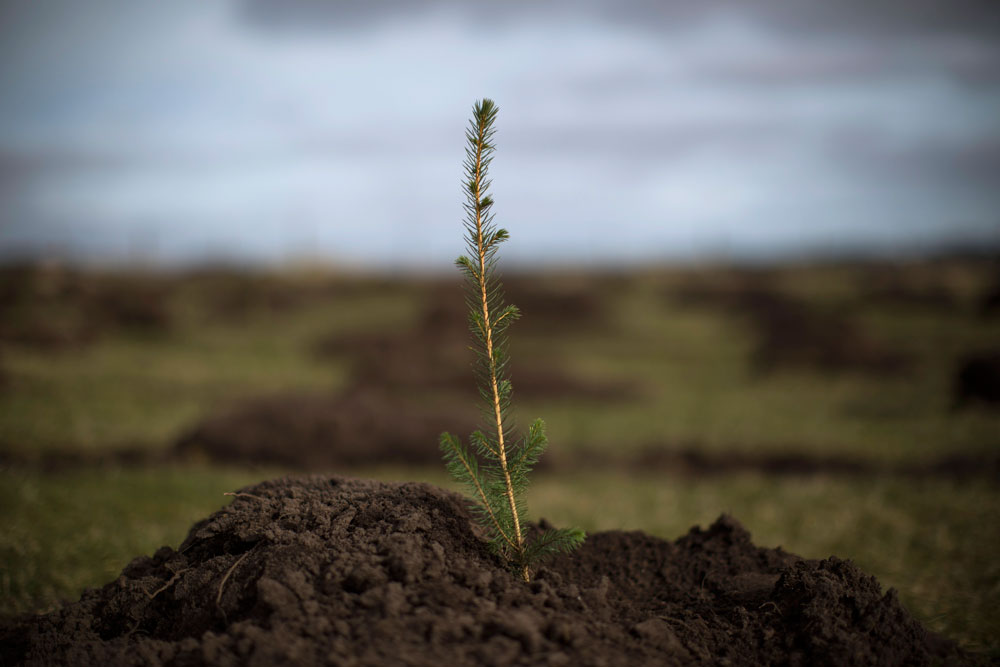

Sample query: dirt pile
[953,351,1000,409]
[978,268,1000,318]
[190,269,390,325]
[312,280,637,402]
[0,264,171,349]
[178,277,638,468]
[854,265,961,312]
[670,280,909,376]
[175,390,481,468]
[1,476,972,666]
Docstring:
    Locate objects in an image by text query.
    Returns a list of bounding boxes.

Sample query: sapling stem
[469,105,526,577]
[440,99,584,582]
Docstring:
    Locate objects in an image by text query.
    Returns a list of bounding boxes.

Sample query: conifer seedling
[440,99,585,582]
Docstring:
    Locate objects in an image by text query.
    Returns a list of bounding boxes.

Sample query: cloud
[235,0,1000,40]
[0,0,997,265]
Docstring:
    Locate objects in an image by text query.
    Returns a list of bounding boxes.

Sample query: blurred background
[1,0,999,654]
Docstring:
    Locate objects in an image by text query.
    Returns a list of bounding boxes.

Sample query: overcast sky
[1,0,998,267]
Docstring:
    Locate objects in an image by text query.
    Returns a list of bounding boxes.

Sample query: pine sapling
[439,98,585,582]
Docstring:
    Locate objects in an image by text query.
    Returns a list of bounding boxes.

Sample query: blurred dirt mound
[175,389,480,468]
[854,266,961,311]
[743,290,909,376]
[416,277,610,334]
[0,264,171,349]
[502,277,608,335]
[1,475,969,666]
[980,271,1000,318]
[179,276,637,469]
[623,445,1000,480]
[314,327,637,401]
[188,269,393,324]
[313,280,641,402]
[671,279,909,376]
[953,351,1000,409]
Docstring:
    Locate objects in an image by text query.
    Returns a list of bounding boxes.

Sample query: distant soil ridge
[5,430,999,483]
[1,475,975,666]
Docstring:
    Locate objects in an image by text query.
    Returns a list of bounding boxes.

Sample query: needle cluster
[439,99,585,582]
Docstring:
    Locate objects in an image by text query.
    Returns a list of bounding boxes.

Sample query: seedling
[440,99,585,582]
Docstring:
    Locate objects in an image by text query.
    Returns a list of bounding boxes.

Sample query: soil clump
[1,475,973,666]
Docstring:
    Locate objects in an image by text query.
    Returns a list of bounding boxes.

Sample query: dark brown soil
[175,389,481,468]
[0,475,973,666]
[669,279,910,376]
[171,385,623,470]
[411,277,609,336]
[624,445,1000,481]
[978,269,1000,318]
[312,279,639,402]
[502,277,609,335]
[953,351,1000,409]
[183,273,638,470]
[0,264,171,349]
[744,291,908,376]
[7,441,1000,485]
[854,266,962,312]
[189,269,390,325]
[313,328,636,402]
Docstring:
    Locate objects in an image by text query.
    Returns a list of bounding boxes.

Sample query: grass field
[1,259,998,652]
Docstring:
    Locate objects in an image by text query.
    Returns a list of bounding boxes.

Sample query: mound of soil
[502,278,608,335]
[978,269,1000,318]
[189,270,388,325]
[415,277,609,334]
[854,266,961,312]
[175,389,481,468]
[953,351,1000,409]
[313,326,638,402]
[312,282,638,403]
[623,445,1000,481]
[0,264,171,349]
[670,281,909,376]
[173,381,637,470]
[2,476,971,666]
